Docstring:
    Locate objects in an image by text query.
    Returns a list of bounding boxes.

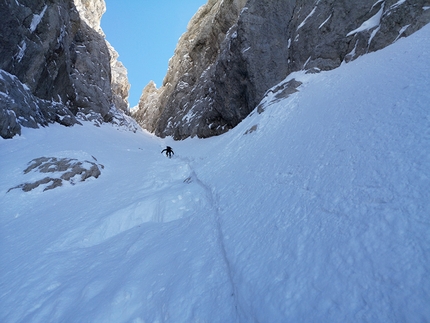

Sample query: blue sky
[101,0,206,107]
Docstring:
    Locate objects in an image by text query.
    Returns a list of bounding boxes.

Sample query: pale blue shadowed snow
[1,25,429,322]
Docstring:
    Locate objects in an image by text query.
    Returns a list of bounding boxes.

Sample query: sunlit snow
[1,25,429,323]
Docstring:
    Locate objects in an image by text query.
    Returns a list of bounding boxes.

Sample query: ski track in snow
[180,161,241,321]
[0,25,429,323]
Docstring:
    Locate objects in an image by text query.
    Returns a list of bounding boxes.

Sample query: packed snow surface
[1,25,430,323]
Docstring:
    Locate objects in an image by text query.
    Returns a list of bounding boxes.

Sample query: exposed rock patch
[244,124,258,135]
[8,156,104,192]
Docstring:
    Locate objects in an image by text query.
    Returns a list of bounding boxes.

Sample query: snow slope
[1,25,429,323]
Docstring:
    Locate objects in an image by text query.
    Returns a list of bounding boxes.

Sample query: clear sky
[101,0,207,108]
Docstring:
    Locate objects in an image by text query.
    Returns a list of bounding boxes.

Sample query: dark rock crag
[134,0,430,140]
[0,70,79,139]
[0,0,132,139]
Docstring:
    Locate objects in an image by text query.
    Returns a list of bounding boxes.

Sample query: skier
[161,146,174,158]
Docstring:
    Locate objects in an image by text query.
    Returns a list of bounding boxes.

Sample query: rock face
[0,70,79,139]
[0,0,131,139]
[134,0,430,140]
[74,0,130,112]
[107,41,130,113]
[73,0,106,35]
[134,0,248,138]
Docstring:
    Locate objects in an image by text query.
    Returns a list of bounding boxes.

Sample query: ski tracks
[177,156,242,322]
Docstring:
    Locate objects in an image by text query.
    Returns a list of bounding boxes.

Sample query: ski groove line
[186,165,242,322]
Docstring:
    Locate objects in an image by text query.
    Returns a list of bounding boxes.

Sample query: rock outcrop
[134,0,430,140]
[0,0,132,139]
[8,156,104,192]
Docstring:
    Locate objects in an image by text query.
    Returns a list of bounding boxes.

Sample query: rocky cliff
[0,0,132,139]
[74,0,130,113]
[134,0,430,140]
[133,0,247,135]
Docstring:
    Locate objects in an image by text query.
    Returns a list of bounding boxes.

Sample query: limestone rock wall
[133,0,248,138]
[107,41,130,113]
[134,0,430,140]
[73,0,130,112]
[73,0,106,35]
[0,0,131,139]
